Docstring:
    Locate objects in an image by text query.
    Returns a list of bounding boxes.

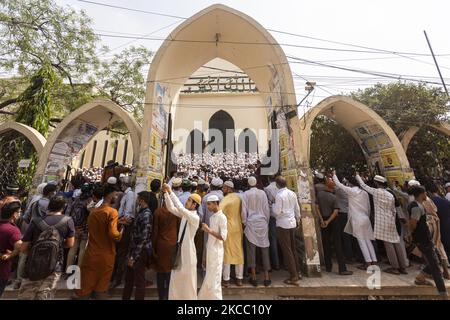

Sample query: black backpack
[67,197,88,227]
[27,216,70,281]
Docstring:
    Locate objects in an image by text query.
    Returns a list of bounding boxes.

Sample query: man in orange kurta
[73,185,123,299]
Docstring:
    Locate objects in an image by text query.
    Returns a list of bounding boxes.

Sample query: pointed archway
[207,110,235,153]
[33,100,141,186]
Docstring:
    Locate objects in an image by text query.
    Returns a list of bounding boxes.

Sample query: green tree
[15,63,60,137]
[351,82,448,134]
[309,115,367,175]
[0,0,99,102]
[407,126,450,182]
[91,46,153,123]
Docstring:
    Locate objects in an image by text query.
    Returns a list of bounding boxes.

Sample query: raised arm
[355,174,377,195]
[169,192,199,227]
[163,192,182,219]
[333,174,358,196]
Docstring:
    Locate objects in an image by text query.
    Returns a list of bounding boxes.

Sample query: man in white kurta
[198,195,228,300]
[242,176,271,286]
[356,174,408,275]
[332,173,376,268]
[163,184,200,300]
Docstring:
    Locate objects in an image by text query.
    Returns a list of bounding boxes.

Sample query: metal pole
[424,30,449,97]
[164,112,173,180]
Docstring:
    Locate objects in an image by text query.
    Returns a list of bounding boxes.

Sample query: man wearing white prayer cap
[356,172,407,274]
[199,191,228,298]
[445,182,450,202]
[107,176,118,185]
[220,180,244,286]
[201,178,224,268]
[172,177,183,198]
[408,179,421,187]
[211,177,223,188]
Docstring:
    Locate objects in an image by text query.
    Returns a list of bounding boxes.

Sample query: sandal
[384,268,400,275]
[283,278,300,286]
[414,278,433,286]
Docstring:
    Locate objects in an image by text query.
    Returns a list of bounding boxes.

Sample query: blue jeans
[269,217,280,269]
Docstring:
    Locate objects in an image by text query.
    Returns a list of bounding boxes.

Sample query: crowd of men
[175,152,260,180]
[1,161,450,300]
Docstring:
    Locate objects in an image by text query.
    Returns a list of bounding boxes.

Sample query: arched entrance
[298,96,414,185]
[207,110,235,153]
[0,122,47,194]
[400,122,450,151]
[0,122,46,153]
[138,4,321,276]
[33,100,141,186]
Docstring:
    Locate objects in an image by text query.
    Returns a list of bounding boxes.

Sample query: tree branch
[0,97,19,110]
[0,110,15,115]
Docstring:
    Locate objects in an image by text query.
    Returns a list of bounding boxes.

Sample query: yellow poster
[385,170,404,186]
[279,134,288,152]
[150,132,160,150]
[380,148,401,170]
[149,151,157,168]
[147,172,163,190]
[282,169,298,193]
[281,152,289,171]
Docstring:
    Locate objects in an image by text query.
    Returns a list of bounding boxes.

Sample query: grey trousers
[384,240,408,269]
[245,237,271,271]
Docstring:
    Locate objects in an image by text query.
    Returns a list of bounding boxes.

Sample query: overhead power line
[79,0,450,58]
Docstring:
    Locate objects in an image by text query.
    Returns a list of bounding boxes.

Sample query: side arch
[0,121,46,153]
[298,96,411,177]
[400,122,450,152]
[34,100,141,184]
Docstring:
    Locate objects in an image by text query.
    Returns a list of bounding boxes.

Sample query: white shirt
[356,175,399,243]
[202,190,224,225]
[241,187,270,248]
[164,192,199,300]
[446,192,450,202]
[333,175,374,240]
[118,187,136,218]
[198,210,228,300]
[272,187,301,229]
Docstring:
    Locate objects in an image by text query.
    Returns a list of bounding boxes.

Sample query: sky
[59,0,450,107]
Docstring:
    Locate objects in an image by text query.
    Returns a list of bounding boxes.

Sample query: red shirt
[0,221,21,281]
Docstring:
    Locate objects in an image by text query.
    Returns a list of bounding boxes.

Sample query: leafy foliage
[309,115,367,175]
[15,63,59,136]
[0,0,99,85]
[407,126,450,182]
[351,82,448,134]
[91,46,152,122]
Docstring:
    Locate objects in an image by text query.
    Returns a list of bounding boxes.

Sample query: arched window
[207,110,235,153]
[186,129,205,154]
[238,128,258,153]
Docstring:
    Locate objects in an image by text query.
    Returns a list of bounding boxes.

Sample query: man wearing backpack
[22,184,57,223]
[18,196,75,300]
[66,184,92,270]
